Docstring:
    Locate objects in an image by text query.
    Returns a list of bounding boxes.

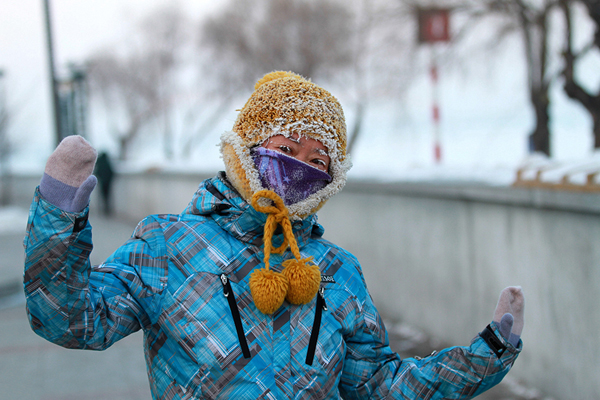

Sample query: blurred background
[0,0,599,399]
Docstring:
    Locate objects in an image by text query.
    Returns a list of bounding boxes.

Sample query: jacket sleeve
[23,188,167,350]
[339,287,521,399]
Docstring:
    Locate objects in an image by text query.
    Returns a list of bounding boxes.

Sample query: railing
[513,156,600,192]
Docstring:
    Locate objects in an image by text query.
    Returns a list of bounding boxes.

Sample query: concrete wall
[319,181,600,400]
[4,172,212,218]
[2,174,41,209]
[110,171,214,219]
[7,172,600,399]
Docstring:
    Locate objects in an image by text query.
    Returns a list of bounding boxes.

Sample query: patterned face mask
[252,147,332,206]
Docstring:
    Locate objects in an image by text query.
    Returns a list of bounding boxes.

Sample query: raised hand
[39,135,98,213]
[493,286,524,347]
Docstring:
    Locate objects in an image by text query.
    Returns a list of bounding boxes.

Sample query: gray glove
[493,286,525,347]
[39,135,98,213]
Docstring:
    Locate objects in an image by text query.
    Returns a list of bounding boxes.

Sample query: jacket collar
[184,172,324,248]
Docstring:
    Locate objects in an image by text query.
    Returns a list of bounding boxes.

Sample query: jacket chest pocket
[290,288,349,398]
[293,287,350,373]
[316,288,351,369]
[171,273,248,371]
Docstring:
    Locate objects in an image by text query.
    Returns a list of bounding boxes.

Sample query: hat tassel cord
[249,190,321,314]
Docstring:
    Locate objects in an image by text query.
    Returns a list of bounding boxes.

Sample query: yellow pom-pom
[283,258,321,305]
[249,268,289,314]
[254,71,305,90]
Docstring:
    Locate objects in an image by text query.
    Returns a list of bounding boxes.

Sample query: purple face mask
[252,147,332,206]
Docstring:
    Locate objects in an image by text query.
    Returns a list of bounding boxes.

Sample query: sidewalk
[0,210,150,400]
[0,210,551,400]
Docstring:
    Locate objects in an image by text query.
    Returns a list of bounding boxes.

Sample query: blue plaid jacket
[24,173,521,399]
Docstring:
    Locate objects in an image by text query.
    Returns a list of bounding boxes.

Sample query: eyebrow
[314,148,329,157]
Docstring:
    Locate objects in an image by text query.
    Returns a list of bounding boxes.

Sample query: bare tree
[85,4,190,161]
[201,0,353,87]
[448,0,560,156]
[198,0,356,147]
[516,0,557,156]
[560,0,600,149]
[345,0,372,155]
[137,4,191,159]
[86,51,161,160]
[344,0,417,154]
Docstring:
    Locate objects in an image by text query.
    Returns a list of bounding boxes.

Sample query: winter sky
[1,0,599,183]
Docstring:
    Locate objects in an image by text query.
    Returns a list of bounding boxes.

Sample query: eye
[311,158,328,170]
[278,145,292,154]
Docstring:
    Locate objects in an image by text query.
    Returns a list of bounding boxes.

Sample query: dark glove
[39,135,98,213]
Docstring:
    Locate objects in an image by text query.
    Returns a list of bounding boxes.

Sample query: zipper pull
[319,287,327,311]
[220,274,229,297]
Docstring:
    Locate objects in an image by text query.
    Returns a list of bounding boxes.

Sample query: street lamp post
[43,0,62,146]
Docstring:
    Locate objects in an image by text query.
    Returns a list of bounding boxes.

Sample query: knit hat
[220,71,351,220]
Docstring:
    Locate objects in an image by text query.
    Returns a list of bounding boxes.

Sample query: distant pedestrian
[94,151,114,216]
[23,71,524,399]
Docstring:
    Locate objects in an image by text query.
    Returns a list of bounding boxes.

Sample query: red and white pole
[418,7,450,164]
[431,58,442,164]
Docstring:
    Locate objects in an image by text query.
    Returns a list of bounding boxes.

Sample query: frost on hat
[220,71,352,219]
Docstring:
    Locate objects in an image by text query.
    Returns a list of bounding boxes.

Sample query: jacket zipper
[306,286,327,366]
[220,274,251,359]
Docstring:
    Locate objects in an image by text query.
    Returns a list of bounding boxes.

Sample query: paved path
[0,211,151,399]
[0,211,551,399]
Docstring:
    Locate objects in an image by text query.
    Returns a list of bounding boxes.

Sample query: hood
[183,172,325,249]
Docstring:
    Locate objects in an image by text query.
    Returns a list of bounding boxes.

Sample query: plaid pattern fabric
[24,173,521,399]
